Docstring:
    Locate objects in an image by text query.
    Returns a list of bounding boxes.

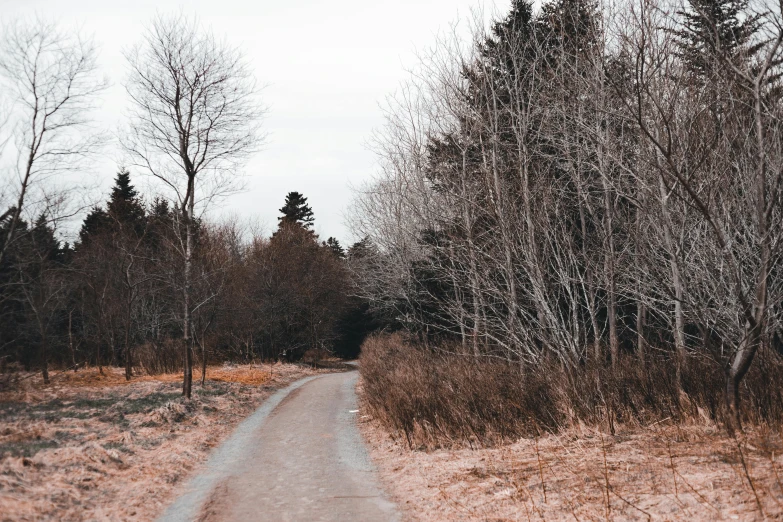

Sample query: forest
[0,179,369,380]
[3,0,783,518]
[353,0,783,441]
[0,16,374,399]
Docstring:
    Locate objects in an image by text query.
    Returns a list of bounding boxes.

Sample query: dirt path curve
[158,370,399,522]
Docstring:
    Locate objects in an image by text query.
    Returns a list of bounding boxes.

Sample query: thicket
[361,334,783,448]
[353,0,783,436]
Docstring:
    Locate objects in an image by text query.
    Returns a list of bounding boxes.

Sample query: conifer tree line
[0,15,370,398]
[351,0,783,430]
[0,171,365,385]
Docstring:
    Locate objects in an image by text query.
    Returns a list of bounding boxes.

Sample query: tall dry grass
[360,334,783,448]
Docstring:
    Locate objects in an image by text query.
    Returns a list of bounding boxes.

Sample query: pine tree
[675,0,760,76]
[535,0,600,63]
[78,169,147,247]
[106,168,146,236]
[480,0,536,69]
[77,207,110,247]
[31,215,63,263]
[325,237,345,259]
[348,237,376,260]
[278,192,315,230]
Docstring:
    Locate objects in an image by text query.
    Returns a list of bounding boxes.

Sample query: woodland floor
[360,391,783,521]
[0,362,337,521]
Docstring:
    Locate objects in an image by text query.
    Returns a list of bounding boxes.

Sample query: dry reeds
[360,334,783,449]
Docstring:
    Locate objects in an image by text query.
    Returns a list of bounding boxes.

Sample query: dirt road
[158,370,398,522]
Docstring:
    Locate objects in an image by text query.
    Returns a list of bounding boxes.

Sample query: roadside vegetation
[354,0,783,517]
[361,334,783,448]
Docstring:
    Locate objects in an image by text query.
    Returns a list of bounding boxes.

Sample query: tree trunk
[657,175,686,388]
[124,323,132,381]
[724,83,772,435]
[40,333,50,385]
[182,177,195,399]
[69,309,78,372]
[200,338,207,387]
[725,324,761,434]
[636,302,646,365]
[95,341,103,375]
[673,260,686,387]
[607,279,618,369]
[183,338,193,398]
[109,328,117,367]
[602,188,618,369]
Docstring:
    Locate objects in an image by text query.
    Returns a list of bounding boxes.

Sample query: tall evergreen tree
[278,191,315,230]
[77,207,110,247]
[78,169,147,247]
[675,0,760,76]
[30,215,64,263]
[348,236,376,260]
[535,0,600,60]
[106,168,146,235]
[325,237,345,259]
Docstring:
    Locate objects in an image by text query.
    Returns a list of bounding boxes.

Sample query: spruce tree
[480,0,536,69]
[535,0,600,59]
[675,0,760,76]
[325,237,345,259]
[347,237,376,260]
[77,207,110,247]
[31,215,63,263]
[278,192,315,230]
[106,168,146,236]
[78,169,147,247]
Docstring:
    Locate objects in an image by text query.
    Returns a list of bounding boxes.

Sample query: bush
[302,348,331,368]
[360,334,783,448]
[135,340,182,375]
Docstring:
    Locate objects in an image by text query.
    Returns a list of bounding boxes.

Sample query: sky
[2,0,510,244]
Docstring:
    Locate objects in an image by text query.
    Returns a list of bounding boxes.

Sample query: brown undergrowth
[0,363,332,521]
[359,334,783,520]
[360,333,783,449]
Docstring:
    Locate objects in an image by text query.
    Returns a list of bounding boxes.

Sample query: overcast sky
[3,0,509,244]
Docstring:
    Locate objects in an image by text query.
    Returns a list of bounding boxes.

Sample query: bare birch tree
[124,14,264,398]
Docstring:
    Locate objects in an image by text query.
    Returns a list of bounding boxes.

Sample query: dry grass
[0,364,282,395]
[360,334,783,449]
[361,401,783,521]
[0,363,332,521]
[359,333,783,520]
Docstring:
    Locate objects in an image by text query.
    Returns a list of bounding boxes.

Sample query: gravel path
[158,370,399,522]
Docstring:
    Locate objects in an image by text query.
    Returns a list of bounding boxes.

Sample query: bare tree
[349,0,783,432]
[615,0,783,431]
[123,14,264,398]
[0,17,105,267]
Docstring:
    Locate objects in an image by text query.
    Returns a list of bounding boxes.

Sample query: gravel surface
[159,370,399,522]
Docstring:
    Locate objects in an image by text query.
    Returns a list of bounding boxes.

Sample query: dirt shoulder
[0,363,337,522]
[360,398,783,521]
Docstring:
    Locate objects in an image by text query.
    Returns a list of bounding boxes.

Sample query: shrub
[135,340,182,375]
[360,334,783,448]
